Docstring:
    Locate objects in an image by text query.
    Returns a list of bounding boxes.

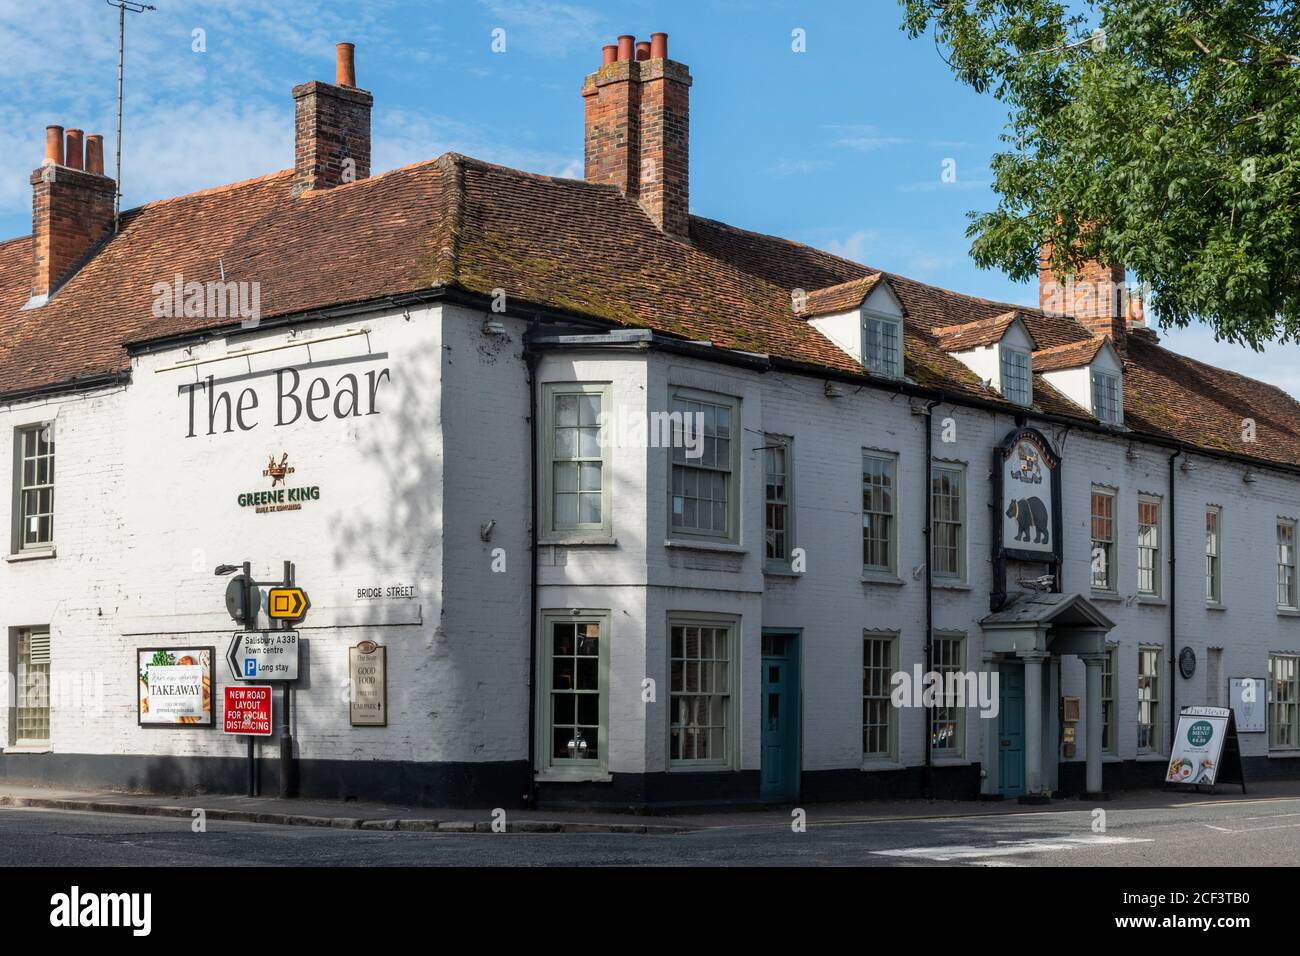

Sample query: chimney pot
[635,41,650,61]
[650,32,668,58]
[617,35,634,61]
[65,129,85,170]
[336,42,356,87]
[85,134,105,175]
[44,125,64,165]
[601,44,617,65]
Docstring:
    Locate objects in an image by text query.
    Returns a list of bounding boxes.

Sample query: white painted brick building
[1,36,1298,808]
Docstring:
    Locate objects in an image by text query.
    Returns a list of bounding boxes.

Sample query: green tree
[900,0,1300,347]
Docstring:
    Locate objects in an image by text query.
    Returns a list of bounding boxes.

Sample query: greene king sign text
[181,366,391,438]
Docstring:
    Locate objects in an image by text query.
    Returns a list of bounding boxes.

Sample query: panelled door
[760,631,801,802]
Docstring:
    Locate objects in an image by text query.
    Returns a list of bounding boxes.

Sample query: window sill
[1136,753,1168,763]
[1089,590,1123,603]
[763,566,801,578]
[663,539,746,555]
[860,759,903,772]
[538,536,617,547]
[1103,754,1122,764]
[861,573,905,586]
[534,770,613,784]
[666,762,733,773]
[929,756,970,767]
[5,547,56,563]
[1136,595,1167,607]
[1277,608,1300,618]
[1206,603,1227,612]
[2,746,51,754]
[1267,750,1300,759]
[932,581,971,591]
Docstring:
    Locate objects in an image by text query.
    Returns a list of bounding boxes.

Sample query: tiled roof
[799,274,884,318]
[1033,337,1109,373]
[2,152,1300,471]
[933,311,1037,352]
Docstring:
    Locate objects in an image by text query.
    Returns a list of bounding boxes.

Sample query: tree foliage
[899,0,1300,347]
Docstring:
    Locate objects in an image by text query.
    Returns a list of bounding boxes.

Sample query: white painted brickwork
[2,298,1298,792]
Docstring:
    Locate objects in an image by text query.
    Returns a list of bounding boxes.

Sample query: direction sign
[223,685,272,736]
[267,587,310,622]
[227,631,299,681]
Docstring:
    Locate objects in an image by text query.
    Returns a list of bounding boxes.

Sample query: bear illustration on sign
[1006,496,1050,545]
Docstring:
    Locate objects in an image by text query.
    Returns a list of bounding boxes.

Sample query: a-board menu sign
[1165,706,1246,792]
[137,647,214,727]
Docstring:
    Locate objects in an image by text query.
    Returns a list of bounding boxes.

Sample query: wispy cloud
[825,124,972,153]
[767,158,832,177]
[898,177,993,193]
[477,0,606,57]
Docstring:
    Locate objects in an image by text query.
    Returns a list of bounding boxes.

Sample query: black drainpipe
[524,327,541,806]
[921,395,943,794]
[1168,448,1181,752]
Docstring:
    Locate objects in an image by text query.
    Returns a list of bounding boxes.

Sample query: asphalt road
[0,794,1297,866]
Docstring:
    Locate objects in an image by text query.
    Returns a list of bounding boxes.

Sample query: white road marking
[872,834,1151,862]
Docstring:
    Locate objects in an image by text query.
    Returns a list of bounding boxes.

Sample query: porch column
[1081,652,1107,797]
[982,652,999,797]
[1020,651,1048,800]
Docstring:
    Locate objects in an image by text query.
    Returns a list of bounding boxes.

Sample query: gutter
[1168,448,1181,752]
[0,370,130,406]
[921,396,943,794]
[524,324,542,806]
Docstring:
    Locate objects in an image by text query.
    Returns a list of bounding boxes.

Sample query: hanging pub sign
[137,646,214,727]
[993,427,1063,563]
[1165,706,1246,793]
[349,640,388,727]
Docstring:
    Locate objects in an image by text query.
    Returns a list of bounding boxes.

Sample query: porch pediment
[979,591,1114,657]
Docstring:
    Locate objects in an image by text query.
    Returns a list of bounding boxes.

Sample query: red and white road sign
[222,684,272,736]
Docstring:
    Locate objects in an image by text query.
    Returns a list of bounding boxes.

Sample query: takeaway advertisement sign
[137,647,214,727]
[1166,707,1230,786]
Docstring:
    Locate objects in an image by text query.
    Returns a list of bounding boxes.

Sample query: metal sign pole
[279,560,296,798]
[243,560,257,797]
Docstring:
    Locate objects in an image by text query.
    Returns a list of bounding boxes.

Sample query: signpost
[219,560,309,798]
[222,685,273,736]
[1165,705,1246,794]
[227,630,300,681]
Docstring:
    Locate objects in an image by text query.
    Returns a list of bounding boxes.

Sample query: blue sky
[3,0,1297,394]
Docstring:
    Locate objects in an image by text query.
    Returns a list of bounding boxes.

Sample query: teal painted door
[998,662,1025,797]
[760,633,800,802]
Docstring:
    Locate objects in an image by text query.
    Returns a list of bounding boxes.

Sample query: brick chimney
[292,42,372,196]
[28,125,116,305]
[1038,240,1126,349]
[582,32,691,237]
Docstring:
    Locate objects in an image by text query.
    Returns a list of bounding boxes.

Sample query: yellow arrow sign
[267,587,310,621]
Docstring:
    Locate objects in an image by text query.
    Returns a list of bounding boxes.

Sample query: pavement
[0,777,1286,835]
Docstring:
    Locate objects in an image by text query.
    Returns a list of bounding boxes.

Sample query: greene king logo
[237,451,320,513]
[50,886,151,936]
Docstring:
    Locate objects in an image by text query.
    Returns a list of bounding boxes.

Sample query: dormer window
[999,346,1032,405]
[934,310,1037,405]
[798,274,908,378]
[1091,369,1122,424]
[864,312,903,378]
[1034,336,1125,426]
